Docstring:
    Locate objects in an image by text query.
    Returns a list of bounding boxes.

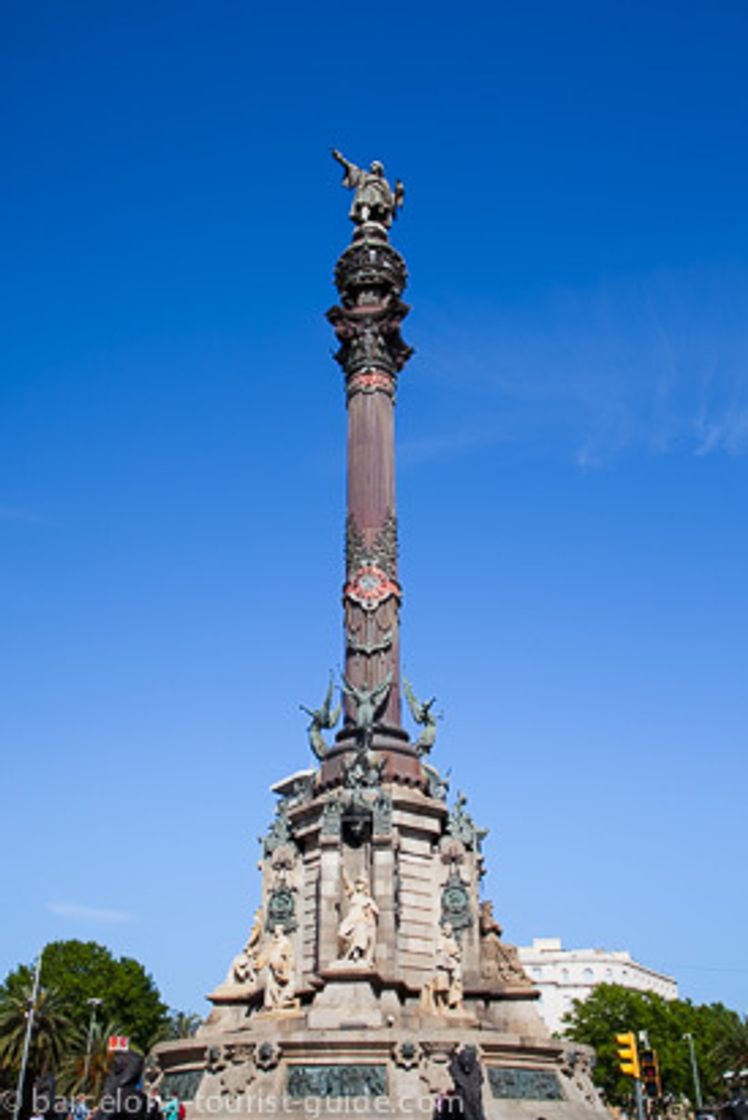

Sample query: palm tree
[168,1012,202,1039]
[0,983,72,1078]
[58,1019,123,1098]
[709,1014,748,1079]
[147,1010,202,1047]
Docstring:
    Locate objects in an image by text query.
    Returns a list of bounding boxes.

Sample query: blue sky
[2,0,747,1018]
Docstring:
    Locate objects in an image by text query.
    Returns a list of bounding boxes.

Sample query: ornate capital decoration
[327,300,413,384]
[328,224,413,390]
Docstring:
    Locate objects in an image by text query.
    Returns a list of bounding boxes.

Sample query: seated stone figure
[479,900,532,986]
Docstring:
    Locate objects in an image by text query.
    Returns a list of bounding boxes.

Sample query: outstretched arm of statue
[331,148,361,187]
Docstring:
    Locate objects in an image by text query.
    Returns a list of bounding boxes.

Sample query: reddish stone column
[325,225,415,769]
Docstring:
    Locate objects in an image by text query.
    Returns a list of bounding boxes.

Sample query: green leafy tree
[0,983,72,1076]
[562,983,748,1107]
[1,942,169,1061]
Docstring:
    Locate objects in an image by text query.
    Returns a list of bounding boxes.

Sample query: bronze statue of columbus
[332,149,404,228]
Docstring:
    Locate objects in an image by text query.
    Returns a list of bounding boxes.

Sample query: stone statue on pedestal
[337,870,379,965]
[435,922,463,1009]
[332,149,404,228]
[422,921,464,1013]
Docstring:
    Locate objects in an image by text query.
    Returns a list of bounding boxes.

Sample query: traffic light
[640,1048,661,1099]
[616,1031,641,1078]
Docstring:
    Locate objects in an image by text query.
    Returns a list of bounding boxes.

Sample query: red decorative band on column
[346,370,395,400]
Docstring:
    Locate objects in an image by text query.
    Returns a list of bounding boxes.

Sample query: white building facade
[517,937,678,1036]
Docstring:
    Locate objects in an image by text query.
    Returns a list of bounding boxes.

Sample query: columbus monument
[149,154,606,1120]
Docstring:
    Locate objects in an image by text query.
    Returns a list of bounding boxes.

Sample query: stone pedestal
[308,964,384,1029]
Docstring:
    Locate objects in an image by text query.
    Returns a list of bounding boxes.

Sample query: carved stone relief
[441,869,473,938]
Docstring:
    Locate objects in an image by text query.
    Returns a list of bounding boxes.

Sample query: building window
[561,968,569,983]
[583,968,594,983]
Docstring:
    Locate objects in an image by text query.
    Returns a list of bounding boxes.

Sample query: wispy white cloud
[696,406,748,456]
[47,901,134,924]
[413,263,748,467]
